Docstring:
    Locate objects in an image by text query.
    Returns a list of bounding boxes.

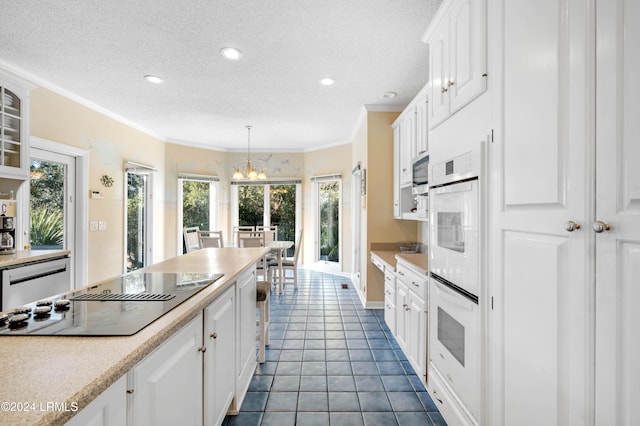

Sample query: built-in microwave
[412,151,429,195]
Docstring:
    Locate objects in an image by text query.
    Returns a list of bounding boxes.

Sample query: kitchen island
[0,247,268,426]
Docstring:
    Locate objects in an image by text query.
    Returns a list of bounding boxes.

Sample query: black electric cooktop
[0,272,223,336]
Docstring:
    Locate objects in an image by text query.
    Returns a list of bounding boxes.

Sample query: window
[232,179,301,256]
[178,174,219,254]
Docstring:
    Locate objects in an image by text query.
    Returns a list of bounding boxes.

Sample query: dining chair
[256,225,278,244]
[237,231,268,279]
[233,225,255,232]
[183,226,201,253]
[268,229,303,290]
[198,230,224,248]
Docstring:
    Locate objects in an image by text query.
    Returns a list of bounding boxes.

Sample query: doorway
[312,175,342,273]
[125,170,152,272]
[27,137,89,289]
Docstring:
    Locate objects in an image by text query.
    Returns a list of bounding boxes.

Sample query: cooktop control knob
[54,299,71,311]
[33,305,52,318]
[0,313,8,326]
[13,306,31,316]
[8,313,29,329]
[36,300,53,307]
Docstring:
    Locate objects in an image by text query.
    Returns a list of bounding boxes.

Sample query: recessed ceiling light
[319,77,335,86]
[220,47,243,60]
[144,74,164,84]
[382,91,398,99]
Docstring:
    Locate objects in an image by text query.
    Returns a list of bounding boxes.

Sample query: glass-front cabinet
[0,74,30,179]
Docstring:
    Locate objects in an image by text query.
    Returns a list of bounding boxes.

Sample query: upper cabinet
[423,0,487,129]
[0,72,30,179]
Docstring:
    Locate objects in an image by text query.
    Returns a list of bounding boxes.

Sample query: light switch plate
[90,221,98,231]
[98,221,107,231]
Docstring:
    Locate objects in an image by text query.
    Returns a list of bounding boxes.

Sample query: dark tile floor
[223,270,446,426]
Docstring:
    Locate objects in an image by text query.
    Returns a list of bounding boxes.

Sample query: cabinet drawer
[396,261,428,300]
[428,365,477,426]
[371,254,385,272]
[384,269,396,297]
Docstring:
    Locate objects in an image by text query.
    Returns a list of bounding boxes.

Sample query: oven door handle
[433,281,475,311]
[432,181,474,195]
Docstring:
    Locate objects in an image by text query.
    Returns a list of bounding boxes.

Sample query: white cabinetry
[399,111,416,187]
[127,314,204,426]
[0,72,30,179]
[383,268,397,335]
[66,376,126,426]
[423,0,486,129]
[204,285,236,426]
[235,268,257,411]
[488,1,640,425]
[395,260,428,385]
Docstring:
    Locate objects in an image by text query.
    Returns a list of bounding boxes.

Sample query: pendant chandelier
[233,125,267,180]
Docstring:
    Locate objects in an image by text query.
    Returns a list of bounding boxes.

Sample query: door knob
[564,221,581,232]
[593,221,612,233]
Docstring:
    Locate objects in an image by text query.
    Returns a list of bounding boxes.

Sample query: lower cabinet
[65,375,127,426]
[204,285,236,426]
[383,269,397,335]
[395,260,428,386]
[234,268,257,412]
[127,313,204,426]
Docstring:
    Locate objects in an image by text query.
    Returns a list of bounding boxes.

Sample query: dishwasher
[1,256,71,311]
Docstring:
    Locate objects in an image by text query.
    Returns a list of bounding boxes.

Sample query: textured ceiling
[0,0,442,151]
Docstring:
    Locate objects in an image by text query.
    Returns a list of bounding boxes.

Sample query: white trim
[29,136,89,288]
[364,301,384,310]
[364,104,405,112]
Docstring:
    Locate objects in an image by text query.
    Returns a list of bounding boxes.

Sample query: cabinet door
[66,376,126,426]
[395,281,410,352]
[204,286,236,426]
[0,77,30,179]
[594,1,640,424]
[415,96,429,155]
[407,292,427,384]
[493,0,592,424]
[128,314,203,426]
[393,125,401,218]
[400,112,416,187]
[449,0,486,113]
[428,15,450,129]
[235,268,257,410]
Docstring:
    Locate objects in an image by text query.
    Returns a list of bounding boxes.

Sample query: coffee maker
[0,199,16,254]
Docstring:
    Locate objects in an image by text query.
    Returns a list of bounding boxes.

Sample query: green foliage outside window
[29,160,65,249]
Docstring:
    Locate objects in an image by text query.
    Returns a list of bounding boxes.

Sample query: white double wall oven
[428,149,482,423]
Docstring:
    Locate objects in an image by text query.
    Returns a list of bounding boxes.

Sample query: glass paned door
[182,180,211,230]
[318,181,340,263]
[29,159,66,250]
[270,184,296,256]
[126,172,149,272]
[238,185,265,228]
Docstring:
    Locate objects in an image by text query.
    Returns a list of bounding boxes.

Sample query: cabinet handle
[198,346,207,353]
[593,221,612,233]
[433,390,443,404]
[210,332,218,339]
[404,305,410,311]
[447,80,454,88]
[564,221,581,232]
[440,87,448,93]
[411,281,420,287]
[126,389,134,394]
[398,270,405,276]
[386,304,392,309]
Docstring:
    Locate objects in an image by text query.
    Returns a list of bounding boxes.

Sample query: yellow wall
[27,86,359,284]
[30,87,167,284]
[303,143,353,270]
[353,111,418,304]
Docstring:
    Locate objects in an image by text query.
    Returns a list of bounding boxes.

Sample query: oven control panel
[431,151,475,186]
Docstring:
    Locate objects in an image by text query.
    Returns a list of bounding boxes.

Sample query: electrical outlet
[90,221,98,231]
[98,221,107,231]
